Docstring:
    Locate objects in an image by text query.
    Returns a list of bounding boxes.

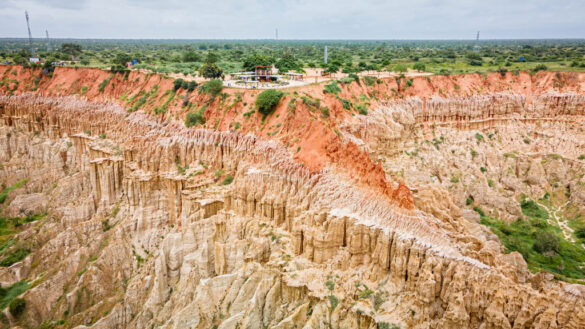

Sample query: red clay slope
[1,65,585,212]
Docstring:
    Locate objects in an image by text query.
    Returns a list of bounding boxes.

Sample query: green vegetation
[362,76,378,86]
[97,74,114,93]
[0,281,29,311]
[0,213,46,268]
[200,79,223,98]
[520,199,549,220]
[323,81,342,95]
[173,78,197,92]
[480,199,585,281]
[8,297,26,317]
[185,106,207,127]
[255,89,284,117]
[222,174,234,185]
[3,39,584,77]
[0,179,27,204]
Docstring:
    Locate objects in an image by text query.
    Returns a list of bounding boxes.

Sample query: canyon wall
[0,94,584,328]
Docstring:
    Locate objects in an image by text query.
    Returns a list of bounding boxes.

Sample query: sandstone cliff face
[1,94,584,329]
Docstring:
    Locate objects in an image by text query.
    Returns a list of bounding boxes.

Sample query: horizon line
[1,37,585,42]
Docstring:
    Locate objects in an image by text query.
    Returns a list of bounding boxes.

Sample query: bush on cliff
[200,80,223,98]
[185,106,206,127]
[8,298,25,317]
[255,89,284,117]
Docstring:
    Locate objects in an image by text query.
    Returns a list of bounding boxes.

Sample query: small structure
[29,57,40,64]
[254,66,273,81]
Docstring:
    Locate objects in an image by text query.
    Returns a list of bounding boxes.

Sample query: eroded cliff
[0,67,585,329]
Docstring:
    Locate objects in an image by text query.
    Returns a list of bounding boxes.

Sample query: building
[230,65,303,84]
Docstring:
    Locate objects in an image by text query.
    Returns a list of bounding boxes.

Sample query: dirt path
[534,200,583,247]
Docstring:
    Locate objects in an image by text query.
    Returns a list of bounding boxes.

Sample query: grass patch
[185,105,207,127]
[480,215,585,280]
[222,174,234,185]
[98,74,114,93]
[0,179,27,204]
[521,199,549,220]
[323,81,342,95]
[0,281,29,310]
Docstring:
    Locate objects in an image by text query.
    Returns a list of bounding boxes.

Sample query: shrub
[362,76,378,86]
[173,79,185,91]
[255,89,284,117]
[0,179,27,204]
[533,231,559,253]
[473,206,485,217]
[222,174,234,185]
[466,196,474,205]
[412,62,426,71]
[0,248,30,267]
[475,133,484,143]
[468,59,483,66]
[323,81,342,95]
[9,298,26,317]
[185,107,206,127]
[357,103,368,115]
[200,80,223,98]
[521,199,549,220]
[393,63,408,73]
[532,64,548,73]
[0,281,29,310]
[320,106,330,118]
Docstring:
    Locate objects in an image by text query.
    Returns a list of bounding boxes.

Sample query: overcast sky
[1,0,584,39]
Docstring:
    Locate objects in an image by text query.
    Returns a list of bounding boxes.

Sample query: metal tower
[46,30,51,52]
[25,11,35,57]
[473,31,480,52]
[324,46,328,64]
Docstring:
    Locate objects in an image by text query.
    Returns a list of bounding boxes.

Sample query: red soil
[2,65,584,211]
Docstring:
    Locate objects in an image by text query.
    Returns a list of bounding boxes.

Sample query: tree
[242,54,273,71]
[182,51,200,62]
[324,64,339,74]
[113,53,132,66]
[533,231,559,254]
[412,62,426,72]
[199,63,223,79]
[275,53,301,72]
[256,89,284,117]
[204,52,219,64]
[393,63,408,73]
[60,43,82,56]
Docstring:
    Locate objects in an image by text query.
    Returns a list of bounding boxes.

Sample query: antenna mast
[473,31,480,52]
[46,30,51,52]
[25,11,35,57]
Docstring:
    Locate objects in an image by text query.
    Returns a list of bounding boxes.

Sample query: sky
[0,0,584,40]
